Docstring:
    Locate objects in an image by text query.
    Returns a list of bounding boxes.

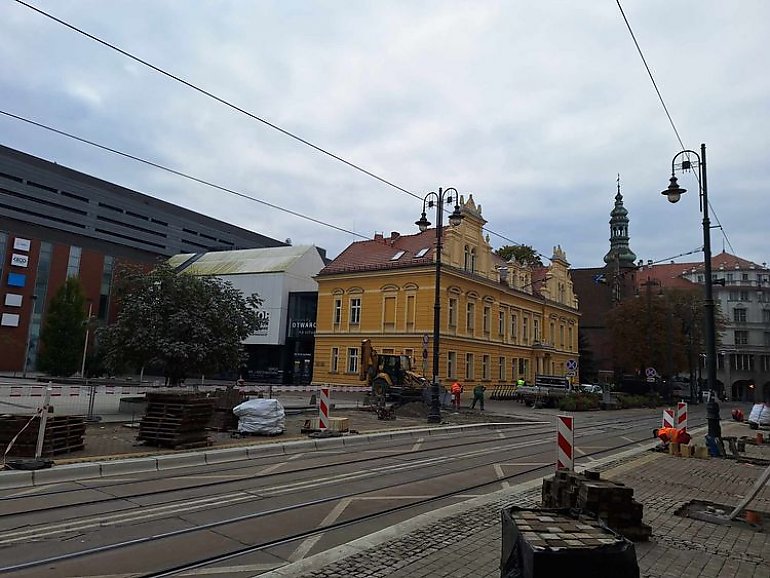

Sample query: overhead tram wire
[12,0,418,201]
[615,0,735,256]
[0,110,368,240]
[13,0,553,262]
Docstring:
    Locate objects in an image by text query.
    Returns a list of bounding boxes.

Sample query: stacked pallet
[138,392,215,449]
[206,387,244,431]
[542,470,651,541]
[0,414,86,457]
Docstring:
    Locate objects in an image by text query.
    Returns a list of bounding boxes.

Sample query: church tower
[603,177,637,268]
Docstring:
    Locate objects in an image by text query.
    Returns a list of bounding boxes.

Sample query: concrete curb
[0,422,536,489]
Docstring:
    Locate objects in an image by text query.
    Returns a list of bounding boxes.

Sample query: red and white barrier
[676,402,688,431]
[10,386,22,397]
[105,385,116,395]
[556,415,574,471]
[51,386,62,397]
[662,408,675,429]
[69,386,80,397]
[319,387,330,431]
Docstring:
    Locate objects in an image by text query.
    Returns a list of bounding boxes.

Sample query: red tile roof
[635,252,766,290]
[319,230,438,275]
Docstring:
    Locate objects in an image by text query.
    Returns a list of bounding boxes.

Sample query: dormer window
[390,250,405,261]
[414,247,429,258]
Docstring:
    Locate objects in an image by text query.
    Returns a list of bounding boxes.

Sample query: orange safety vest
[451,382,462,394]
[657,427,691,445]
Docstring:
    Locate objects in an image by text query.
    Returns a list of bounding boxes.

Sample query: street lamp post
[415,187,464,423]
[661,143,720,435]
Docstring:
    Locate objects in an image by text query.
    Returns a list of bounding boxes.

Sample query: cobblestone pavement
[261,421,770,578]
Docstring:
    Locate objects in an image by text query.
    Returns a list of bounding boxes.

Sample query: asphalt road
[0,406,709,578]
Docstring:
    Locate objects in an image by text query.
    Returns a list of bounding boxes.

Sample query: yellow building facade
[312,195,580,388]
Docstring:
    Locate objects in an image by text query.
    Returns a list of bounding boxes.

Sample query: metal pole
[35,385,52,459]
[427,189,445,424]
[80,302,92,379]
[700,143,718,398]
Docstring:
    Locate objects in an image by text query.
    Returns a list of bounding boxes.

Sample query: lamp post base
[427,383,442,423]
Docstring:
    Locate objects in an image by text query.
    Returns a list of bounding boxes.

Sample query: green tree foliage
[38,278,87,376]
[100,263,264,384]
[605,288,724,379]
[577,329,598,384]
[494,244,544,267]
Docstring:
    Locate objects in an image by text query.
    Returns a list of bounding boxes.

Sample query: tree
[577,329,598,384]
[494,244,544,267]
[100,263,264,384]
[605,288,724,379]
[38,278,87,376]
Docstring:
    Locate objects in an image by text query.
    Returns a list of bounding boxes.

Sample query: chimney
[390,231,400,244]
[374,232,384,243]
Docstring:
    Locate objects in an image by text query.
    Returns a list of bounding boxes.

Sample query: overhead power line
[615,0,737,258]
[0,109,368,240]
[11,0,550,259]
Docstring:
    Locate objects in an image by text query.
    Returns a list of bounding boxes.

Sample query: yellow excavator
[359,339,427,419]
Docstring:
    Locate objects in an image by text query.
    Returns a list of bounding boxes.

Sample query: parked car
[748,403,770,429]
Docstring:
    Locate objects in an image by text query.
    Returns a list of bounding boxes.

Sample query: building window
[447,351,457,379]
[511,314,518,343]
[762,355,770,372]
[511,358,518,379]
[735,330,749,345]
[28,242,53,369]
[498,356,506,381]
[350,298,361,325]
[764,333,770,347]
[568,327,574,351]
[66,245,82,278]
[549,322,555,344]
[406,294,415,330]
[764,310,770,323]
[483,306,491,334]
[523,317,529,343]
[465,353,474,380]
[533,319,540,342]
[330,347,339,373]
[519,358,529,379]
[482,354,490,380]
[739,291,750,302]
[448,297,458,327]
[466,302,475,333]
[347,347,359,373]
[734,308,747,323]
[383,295,396,331]
[732,353,753,372]
[727,273,734,283]
[333,299,342,324]
[560,325,565,348]
[0,232,7,282]
[498,310,505,338]
[98,255,115,320]
[464,245,470,271]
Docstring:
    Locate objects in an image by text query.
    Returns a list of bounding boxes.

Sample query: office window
[330,347,339,373]
[448,298,458,327]
[498,356,506,381]
[350,298,361,325]
[66,245,82,278]
[447,351,457,379]
[465,353,474,380]
[482,354,490,380]
[483,306,491,334]
[466,302,475,333]
[333,299,342,324]
[347,347,359,373]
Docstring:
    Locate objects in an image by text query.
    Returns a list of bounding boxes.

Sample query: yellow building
[312,195,580,389]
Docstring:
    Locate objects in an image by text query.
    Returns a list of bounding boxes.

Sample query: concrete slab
[0,470,34,490]
[99,457,159,476]
[155,452,207,470]
[204,447,249,464]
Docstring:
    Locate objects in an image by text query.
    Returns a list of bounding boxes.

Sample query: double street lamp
[415,187,463,423]
[661,143,719,409]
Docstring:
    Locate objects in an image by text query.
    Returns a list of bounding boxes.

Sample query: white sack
[233,398,286,435]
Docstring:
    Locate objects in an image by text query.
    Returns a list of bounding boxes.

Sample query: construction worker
[516,378,525,388]
[451,381,463,411]
[471,384,486,410]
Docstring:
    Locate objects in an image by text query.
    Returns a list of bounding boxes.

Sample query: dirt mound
[396,401,429,418]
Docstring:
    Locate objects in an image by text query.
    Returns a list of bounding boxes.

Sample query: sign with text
[13,238,31,252]
[11,254,29,268]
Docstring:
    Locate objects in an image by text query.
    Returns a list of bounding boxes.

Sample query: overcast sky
[1,1,768,269]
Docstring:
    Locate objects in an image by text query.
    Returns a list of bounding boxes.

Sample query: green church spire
[603,175,637,267]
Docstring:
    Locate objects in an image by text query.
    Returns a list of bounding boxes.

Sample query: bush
[615,393,664,409]
[558,393,601,411]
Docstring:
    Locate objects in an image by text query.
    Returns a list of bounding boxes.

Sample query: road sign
[566,371,576,378]
[566,359,578,371]
[645,367,657,378]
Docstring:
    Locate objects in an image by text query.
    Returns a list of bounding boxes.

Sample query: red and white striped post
[676,402,688,431]
[662,408,675,429]
[319,387,330,431]
[556,415,574,471]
